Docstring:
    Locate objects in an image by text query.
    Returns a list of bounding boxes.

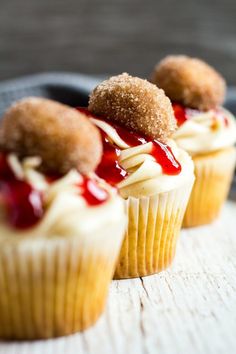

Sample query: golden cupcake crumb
[89,73,177,141]
[0,97,102,174]
[151,55,226,111]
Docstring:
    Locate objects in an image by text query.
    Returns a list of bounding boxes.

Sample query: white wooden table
[0,200,235,354]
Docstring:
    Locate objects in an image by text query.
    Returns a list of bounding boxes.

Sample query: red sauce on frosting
[95,133,127,186]
[172,103,189,126]
[172,103,229,127]
[115,125,147,146]
[79,177,109,206]
[77,108,182,185]
[0,154,43,230]
[215,108,229,127]
[0,153,109,230]
[151,141,181,175]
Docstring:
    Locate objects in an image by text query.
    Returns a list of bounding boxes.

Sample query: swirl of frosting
[173,107,236,155]
[91,118,194,199]
[0,154,125,241]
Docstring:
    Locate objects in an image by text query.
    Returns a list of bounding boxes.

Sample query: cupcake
[0,97,126,339]
[151,55,236,227]
[85,73,195,279]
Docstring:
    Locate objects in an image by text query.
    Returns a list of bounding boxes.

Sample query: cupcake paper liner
[183,147,236,227]
[0,219,125,340]
[114,178,194,279]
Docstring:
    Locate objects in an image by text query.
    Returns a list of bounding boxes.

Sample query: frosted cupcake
[0,97,126,339]
[151,55,236,227]
[86,73,195,278]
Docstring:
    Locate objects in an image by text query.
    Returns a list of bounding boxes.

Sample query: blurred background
[0,0,236,84]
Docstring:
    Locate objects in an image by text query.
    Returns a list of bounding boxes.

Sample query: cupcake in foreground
[86,73,195,278]
[0,97,126,339]
[151,55,236,227]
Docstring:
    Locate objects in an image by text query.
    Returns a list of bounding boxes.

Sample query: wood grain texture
[0,0,236,84]
[0,201,235,354]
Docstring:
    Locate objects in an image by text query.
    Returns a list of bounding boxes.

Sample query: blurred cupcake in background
[87,73,195,278]
[151,56,236,227]
[0,98,126,339]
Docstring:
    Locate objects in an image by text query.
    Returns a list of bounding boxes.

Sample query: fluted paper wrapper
[183,147,236,227]
[114,178,194,279]
[0,221,125,340]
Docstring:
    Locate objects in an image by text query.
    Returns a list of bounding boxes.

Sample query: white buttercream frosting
[0,155,126,240]
[91,118,195,199]
[173,107,236,155]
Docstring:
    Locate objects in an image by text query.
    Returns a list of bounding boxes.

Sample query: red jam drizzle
[46,170,108,206]
[172,103,189,126]
[77,107,182,185]
[172,103,229,128]
[114,125,147,146]
[215,108,229,127]
[47,171,109,205]
[79,177,109,206]
[151,141,181,175]
[0,153,109,230]
[224,117,229,127]
[77,108,128,185]
[95,134,127,186]
[0,154,44,230]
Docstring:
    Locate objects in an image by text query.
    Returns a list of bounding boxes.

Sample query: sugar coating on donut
[0,97,102,175]
[151,55,226,111]
[88,73,176,141]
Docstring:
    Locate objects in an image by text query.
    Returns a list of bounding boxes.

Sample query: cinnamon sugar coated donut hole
[0,97,102,175]
[88,73,177,141]
[151,55,226,111]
